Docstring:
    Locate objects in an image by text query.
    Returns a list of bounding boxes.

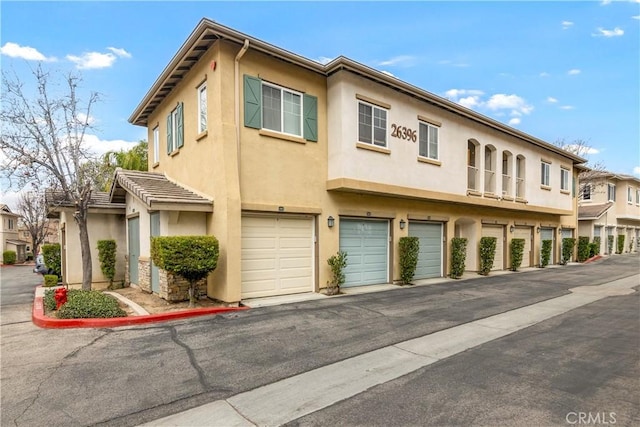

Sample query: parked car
[33,254,54,275]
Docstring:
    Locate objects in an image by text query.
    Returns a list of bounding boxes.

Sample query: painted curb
[32,293,249,329]
[584,255,603,264]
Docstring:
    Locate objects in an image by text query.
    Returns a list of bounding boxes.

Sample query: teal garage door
[409,222,443,279]
[340,219,389,287]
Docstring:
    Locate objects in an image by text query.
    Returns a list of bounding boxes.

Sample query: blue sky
[1,1,639,207]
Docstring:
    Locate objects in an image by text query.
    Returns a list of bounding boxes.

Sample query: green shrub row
[450,237,467,279]
[398,236,419,285]
[3,250,16,265]
[56,290,127,319]
[42,244,62,278]
[478,237,497,276]
[540,240,552,268]
[577,236,590,262]
[509,238,525,271]
[561,238,576,265]
[607,235,614,254]
[97,239,117,286]
[43,275,58,287]
[616,235,625,254]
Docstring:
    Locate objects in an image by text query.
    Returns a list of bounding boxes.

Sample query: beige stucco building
[116,19,586,304]
[1,204,27,263]
[578,172,640,254]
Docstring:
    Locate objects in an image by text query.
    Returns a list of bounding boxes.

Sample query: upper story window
[358,101,387,147]
[197,82,207,133]
[516,155,526,199]
[583,184,591,200]
[560,168,570,191]
[636,189,640,204]
[7,218,15,230]
[262,82,302,136]
[607,183,616,201]
[153,126,159,164]
[628,186,633,203]
[243,75,318,142]
[502,151,513,196]
[484,145,497,193]
[166,102,184,154]
[418,122,438,160]
[541,161,551,187]
[467,140,479,191]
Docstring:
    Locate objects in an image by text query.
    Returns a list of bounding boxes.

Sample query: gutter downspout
[235,39,250,196]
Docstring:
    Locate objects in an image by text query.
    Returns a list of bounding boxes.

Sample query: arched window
[516,155,526,199]
[467,139,480,191]
[502,151,513,196]
[484,145,497,193]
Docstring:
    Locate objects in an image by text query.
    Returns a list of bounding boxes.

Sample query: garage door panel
[241,216,314,299]
[340,219,389,287]
[409,222,443,279]
[482,225,504,271]
[513,227,532,268]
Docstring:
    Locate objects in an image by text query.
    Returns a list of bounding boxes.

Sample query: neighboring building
[17,218,60,255]
[1,204,28,263]
[578,172,640,254]
[116,19,585,304]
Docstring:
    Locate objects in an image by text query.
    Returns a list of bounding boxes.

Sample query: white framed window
[153,126,159,164]
[627,186,633,203]
[636,189,640,204]
[516,155,525,198]
[560,168,570,191]
[358,102,387,147]
[607,184,616,201]
[262,82,302,137]
[197,82,207,133]
[418,122,439,159]
[8,218,14,229]
[541,161,551,187]
[607,183,616,201]
[583,184,591,200]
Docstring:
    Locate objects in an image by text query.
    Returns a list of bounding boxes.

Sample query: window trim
[418,120,439,161]
[560,168,570,192]
[357,100,388,148]
[197,81,207,134]
[152,126,159,165]
[608,183,616,202]
[261,81,303,138]
[540,160,551,187]
[627,186,633,204]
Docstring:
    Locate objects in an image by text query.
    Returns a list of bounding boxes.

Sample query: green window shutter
[303,94,318,142]
[244,75,261,129]
[176,102,184,148]
[166,113,173,154]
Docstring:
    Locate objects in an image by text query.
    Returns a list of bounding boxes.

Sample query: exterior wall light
[510,225,515,233]
[536,227,541,233]
[327,216,335,228]
[399,219,406,230]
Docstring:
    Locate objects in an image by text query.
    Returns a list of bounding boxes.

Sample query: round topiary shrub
[3,250,16,265]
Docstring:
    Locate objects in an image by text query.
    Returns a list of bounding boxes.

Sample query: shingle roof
[110,169,213,212]
[46,191,125,210]
[578,202,613,220]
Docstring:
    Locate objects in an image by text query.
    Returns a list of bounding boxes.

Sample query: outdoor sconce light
[399,219,406,230]
[558,227,563,235]
[536,227,541,233]
[327,216,335,228]
[509,225,515,233]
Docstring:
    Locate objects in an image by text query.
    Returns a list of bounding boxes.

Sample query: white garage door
[241,216,314,299]
[513,227,532,268]
[340,219,389,287]
[540,228,555,265]
[409,222,443,279]
[482,225,504,271]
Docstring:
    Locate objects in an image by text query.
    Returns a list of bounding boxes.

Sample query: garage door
[540,228,555,265]
[340,219,389,287]
[409,222,443,279]
[241,216,314,299]
[513,227,532,268]
[481,225,504,271]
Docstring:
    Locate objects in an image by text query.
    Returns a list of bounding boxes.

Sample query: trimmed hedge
[151,235,219,305]
[588,242,598,258]
[398,236,419,285]
[44,289,56,312]
[450,238,467,279]
[607,235,614,255]
[3,250,16,265]
[593,237,601,256]
[56,290,126,319]
[540,240,552,268]
[561,238,576,265]
[577,236,590,262]
[42,244,62,278]
[97,239,117,286]
[43,274,58,287]
[616,235,625,254]
[479,237,497,276]
[509,238,525,271]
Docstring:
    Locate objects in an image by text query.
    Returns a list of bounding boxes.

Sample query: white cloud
[567,69,581,75]
[76,113,96,125]
[0,189,23,211]
[458,96,482,109]
[486,94,534,115]
[592,27,624,37]
[566,144,599,155]
[539,72,550,77]
[0,42,56,61]
[445,89,484,99]
[547,97,558,103]
[66,52,117,69]
[562,21,574,29]
[380,70,396,78]
[83,134,139,157]
[106,47,132,58]
[600,0,611,5]
[633,166,640,176]
[508,118,521,126]
[316,56,334,65]
[377,55,416,67]
[560,105,575,110]
[633,15,640,20]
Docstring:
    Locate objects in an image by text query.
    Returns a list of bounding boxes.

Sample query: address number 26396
[391,124,417,142]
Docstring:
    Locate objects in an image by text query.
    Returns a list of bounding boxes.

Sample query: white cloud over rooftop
[0,42,56,61]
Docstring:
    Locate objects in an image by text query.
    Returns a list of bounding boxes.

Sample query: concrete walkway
[141,274,639,427]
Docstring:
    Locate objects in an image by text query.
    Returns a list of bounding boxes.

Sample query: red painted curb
[32,294,249,329]
[584,255,603,264]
